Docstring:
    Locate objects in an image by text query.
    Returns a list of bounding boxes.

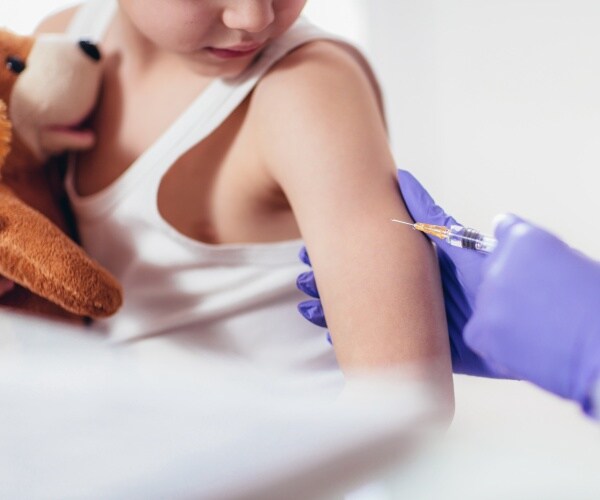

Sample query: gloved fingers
[492,213,527,240]
[296,271,320,298]
[0,277,14,296]
[297,300,328,328]
[462,295,501,356]
[297,248,328,331]
[463,293,523,381]
[436,242,487,302]
[397,169,459,230]
[298,247,311,266]
[483,216,562,278]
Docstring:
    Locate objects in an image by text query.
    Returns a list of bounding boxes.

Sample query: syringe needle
[392,219,450,241]
[390,219,415,227]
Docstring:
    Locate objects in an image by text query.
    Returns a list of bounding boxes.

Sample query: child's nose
[222,1,275,33]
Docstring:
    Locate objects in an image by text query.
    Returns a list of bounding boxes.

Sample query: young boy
[28,0,452,400]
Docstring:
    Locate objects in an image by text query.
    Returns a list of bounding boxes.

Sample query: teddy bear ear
[0,99,12,168]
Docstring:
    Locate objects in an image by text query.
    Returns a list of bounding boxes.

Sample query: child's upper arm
[252,42,453,393]
[33,5,81,35]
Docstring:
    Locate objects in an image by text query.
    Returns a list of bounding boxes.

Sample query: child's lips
[206,42,265,59]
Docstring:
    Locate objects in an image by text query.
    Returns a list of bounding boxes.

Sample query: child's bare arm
[253,42,453,396]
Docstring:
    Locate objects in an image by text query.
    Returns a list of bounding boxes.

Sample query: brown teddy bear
[0,29,122,320]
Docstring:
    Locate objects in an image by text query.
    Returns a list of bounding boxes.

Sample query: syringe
[392,220,497,254]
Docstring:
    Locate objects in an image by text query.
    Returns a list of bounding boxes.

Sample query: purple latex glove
[464,215,600,414]
[297,249,332,345]
[297,169,503,377]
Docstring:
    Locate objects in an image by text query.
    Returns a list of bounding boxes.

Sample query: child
[33,0,453,399]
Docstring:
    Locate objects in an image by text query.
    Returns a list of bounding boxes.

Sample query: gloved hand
[297,248,332,344]
[464,215,600,414]
[297,169,503,377]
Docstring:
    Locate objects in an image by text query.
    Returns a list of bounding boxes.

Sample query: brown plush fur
[0,31,33,101]
[0,30,122,319]
[0,102,10,162]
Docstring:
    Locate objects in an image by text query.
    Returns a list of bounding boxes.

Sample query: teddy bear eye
[6,56,26,74]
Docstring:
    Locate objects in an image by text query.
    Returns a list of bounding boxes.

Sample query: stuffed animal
[0,29,122,320]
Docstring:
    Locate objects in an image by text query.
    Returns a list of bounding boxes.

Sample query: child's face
[118,0,307,76]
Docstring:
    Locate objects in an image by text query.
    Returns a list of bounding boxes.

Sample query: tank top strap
[66,0,117,41]
[129,19,351,217]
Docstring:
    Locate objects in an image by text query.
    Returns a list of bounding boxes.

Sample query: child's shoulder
[246,38,386,181]
[249,39,383,140]
[256,39,375,102]
[34,4,82,35]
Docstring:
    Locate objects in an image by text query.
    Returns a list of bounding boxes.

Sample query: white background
[3,1,600,496]
[367,0,600,258]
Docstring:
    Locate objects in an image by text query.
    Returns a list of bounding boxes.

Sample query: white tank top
[65,0,355,392]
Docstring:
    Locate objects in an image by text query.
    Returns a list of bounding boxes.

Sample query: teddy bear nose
[78,40,101,62]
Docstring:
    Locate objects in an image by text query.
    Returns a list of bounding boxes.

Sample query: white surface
[0,0,78,34]
[0,311,437,500]
[388,375,600,498]
[342,376,600,499]
[304,0,368,49]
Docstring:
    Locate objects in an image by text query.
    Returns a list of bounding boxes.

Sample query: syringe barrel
[447,224,498,254]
